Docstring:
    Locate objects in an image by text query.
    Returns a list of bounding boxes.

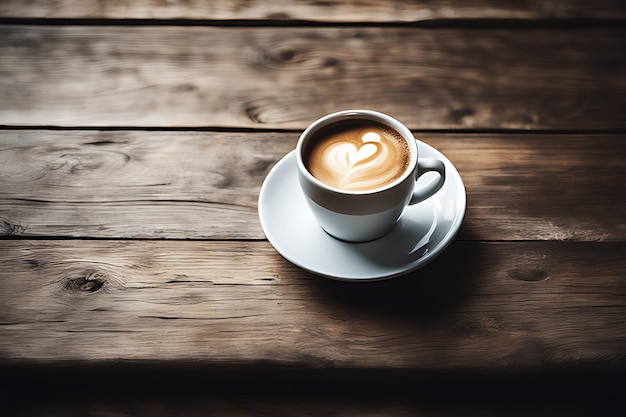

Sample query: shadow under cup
[296,110,445,243]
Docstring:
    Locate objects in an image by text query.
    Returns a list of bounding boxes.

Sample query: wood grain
[1,2,625,416]
[1,26,625,129]
[1,130,624,241]
[1,0,625,21]
[1,239,624,368]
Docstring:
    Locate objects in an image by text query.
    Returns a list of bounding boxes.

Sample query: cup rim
[296,110,418,196]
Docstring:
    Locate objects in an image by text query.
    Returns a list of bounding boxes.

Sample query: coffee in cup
[297,110,446,242]
[302,120,411,192]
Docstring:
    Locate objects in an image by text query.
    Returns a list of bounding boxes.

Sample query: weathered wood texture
[1,2,625,416]
[1,130,624,241]
[1,26,625,129]
[1,239,624,368]
[1,0,625,21]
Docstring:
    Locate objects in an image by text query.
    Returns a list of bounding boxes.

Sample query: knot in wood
[507,268,549,282]
[278,48,297,62]
[48,149,130,174]
[65,271,105,293]
[1,219,27,236]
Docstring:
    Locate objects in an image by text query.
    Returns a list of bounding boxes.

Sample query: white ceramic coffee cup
[296,110,446,242]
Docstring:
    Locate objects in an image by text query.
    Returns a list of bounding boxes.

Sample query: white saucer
[258,140,466,281]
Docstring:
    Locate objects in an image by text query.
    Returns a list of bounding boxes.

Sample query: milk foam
[306,122,410,191]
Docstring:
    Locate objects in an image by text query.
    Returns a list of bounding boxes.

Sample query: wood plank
[1,26,625,129]
[0,239,624,369]
[0,130,287,240]
[1,130,624,241]
[1,0,625,21]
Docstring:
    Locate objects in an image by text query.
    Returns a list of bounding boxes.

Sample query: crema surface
[305,121,410,192]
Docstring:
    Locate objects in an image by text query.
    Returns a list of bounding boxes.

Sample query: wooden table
[1,1,625,415]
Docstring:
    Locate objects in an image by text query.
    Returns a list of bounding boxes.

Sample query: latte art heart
[304,122,411,191]
[325,140,388,189]
[348,142,378,167]
[331,142,378,170]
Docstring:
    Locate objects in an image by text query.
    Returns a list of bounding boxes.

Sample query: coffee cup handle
[409,158,446,205]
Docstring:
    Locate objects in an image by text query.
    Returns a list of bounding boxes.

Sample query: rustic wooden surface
[1,239,624,365]
[1,26,625,129]
[1,131,624,241]
[1,0,625,21]
[1,1,625,416]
